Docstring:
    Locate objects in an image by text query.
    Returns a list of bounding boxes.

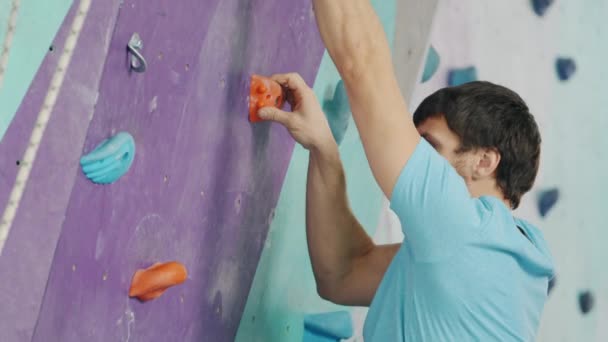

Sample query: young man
[258,1,554,340]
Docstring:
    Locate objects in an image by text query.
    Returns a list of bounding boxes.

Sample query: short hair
[413,81,541,209]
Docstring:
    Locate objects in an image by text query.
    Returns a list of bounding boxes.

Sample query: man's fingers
[258,107,292,126]
[271,73,310,107]
[271,73,308,91]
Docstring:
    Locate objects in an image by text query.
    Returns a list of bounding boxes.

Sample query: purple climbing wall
[0,1,122,341]
[31,0,323,341]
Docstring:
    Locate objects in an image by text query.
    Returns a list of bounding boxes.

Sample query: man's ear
[473,148,501,179]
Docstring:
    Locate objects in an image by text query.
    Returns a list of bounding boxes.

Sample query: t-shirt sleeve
[390,139,486,261]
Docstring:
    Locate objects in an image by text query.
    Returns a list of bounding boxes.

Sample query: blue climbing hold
[448,66,477,86]
[537,188,559,218]
[548,275,557,295]
[303,311,353,342]
[556,57,577,81]
[531,0,554,16]
[322,80,351,145]
[80,131,136,184]
[422,45,440,83]
[579,290,594,314]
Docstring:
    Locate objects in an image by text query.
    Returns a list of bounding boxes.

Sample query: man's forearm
[312,0,418,198]
[312,0,393,83]
[306,143,374,298]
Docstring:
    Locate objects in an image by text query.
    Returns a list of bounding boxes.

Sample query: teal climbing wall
[235,1,396,340]
[0,0,72,139]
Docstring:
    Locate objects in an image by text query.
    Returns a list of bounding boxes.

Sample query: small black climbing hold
[548,275,557,295]
[579,291,594,314]
[16,160,20,166]
[532,0,554,16]
[49,45,54,52]
[538,188,559,217]
[556,57,577,81]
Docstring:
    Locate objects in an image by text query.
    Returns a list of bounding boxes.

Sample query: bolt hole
[49,45,54,52]
[16,160,20,166]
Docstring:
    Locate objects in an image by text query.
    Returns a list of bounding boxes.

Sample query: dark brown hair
[413,81,541,209]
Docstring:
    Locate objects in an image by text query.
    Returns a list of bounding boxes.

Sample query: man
[258,1,555,340]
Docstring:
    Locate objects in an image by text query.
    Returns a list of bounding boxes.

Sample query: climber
[257,1,555,341]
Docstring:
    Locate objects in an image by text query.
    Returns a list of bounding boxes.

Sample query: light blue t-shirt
[363,139,555,341]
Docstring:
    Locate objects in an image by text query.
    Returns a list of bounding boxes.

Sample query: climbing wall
[0,0,72,137]
[1,0,323,340]
[0,1,122,340]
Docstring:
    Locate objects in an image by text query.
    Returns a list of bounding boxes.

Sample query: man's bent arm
[312,0,420,198]
[307,141,399,306]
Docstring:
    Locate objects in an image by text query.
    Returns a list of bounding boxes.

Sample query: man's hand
[258,73,335,152]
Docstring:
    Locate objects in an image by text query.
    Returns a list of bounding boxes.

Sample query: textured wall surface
[0,1,122,340]
[0,0,72,138]
[1,0,323,341]
[30,0,323,341]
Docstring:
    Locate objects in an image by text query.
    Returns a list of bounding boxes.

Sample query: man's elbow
[317,277,357,306]
[316,284,333,302]
[316,280,344,304]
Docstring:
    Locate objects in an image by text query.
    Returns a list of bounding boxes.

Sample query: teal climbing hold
[422,45,440,82]
[80,132,136,184]
[448,66,478,86]
[303,311,353,342]
[323,80,351,145]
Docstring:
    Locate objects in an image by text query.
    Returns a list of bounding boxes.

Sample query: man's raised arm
[312,0,421,198]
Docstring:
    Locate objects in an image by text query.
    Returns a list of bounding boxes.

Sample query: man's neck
[471,183,511,210]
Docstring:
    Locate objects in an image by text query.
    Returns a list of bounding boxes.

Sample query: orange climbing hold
[249,74,285,122]
[128,261,188,302]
